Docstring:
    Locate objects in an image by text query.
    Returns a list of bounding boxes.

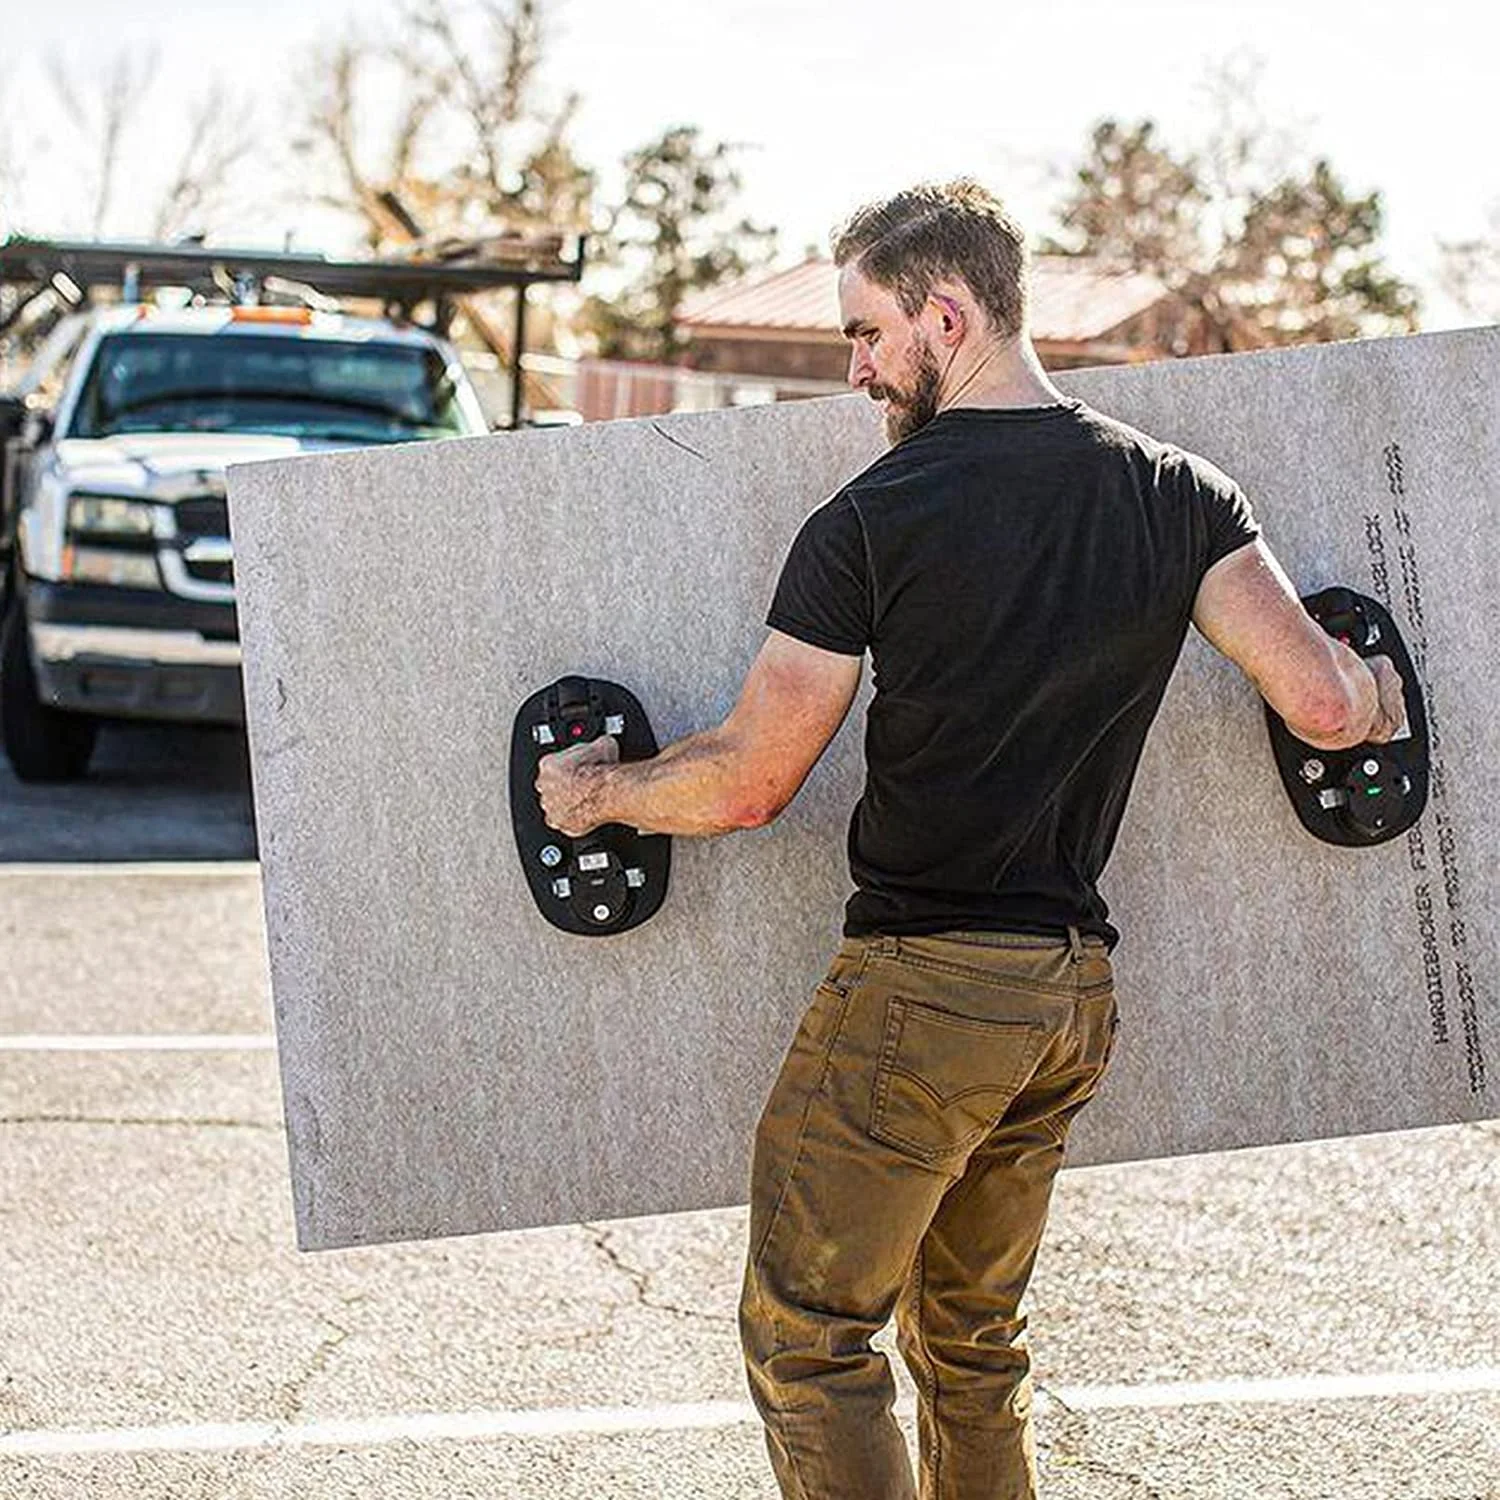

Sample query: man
[538,180,1406,1500]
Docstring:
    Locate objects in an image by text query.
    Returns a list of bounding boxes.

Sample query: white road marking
[0,1401,754,1458]
[3,1367,1497,1460]
[1047,1365,1500,1410]
[0,862,257,878]
[0,1035,274,1052]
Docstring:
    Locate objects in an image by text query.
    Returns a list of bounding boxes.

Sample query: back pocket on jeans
[869,999,1046,1165]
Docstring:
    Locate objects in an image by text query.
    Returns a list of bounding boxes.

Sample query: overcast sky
[4,0,1494,328]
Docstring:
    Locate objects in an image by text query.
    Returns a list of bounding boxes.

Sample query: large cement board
[226,328,1498,1251]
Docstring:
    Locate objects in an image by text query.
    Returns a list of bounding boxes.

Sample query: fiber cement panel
[227,328,1499,1250]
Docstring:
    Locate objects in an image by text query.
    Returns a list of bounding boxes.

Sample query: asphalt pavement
[0,722,256,863]
[0,728,1497,1498]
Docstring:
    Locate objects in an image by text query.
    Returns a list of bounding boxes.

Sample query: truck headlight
[61,546,163,589]
[66,494,157,542]
[61,495,162,588]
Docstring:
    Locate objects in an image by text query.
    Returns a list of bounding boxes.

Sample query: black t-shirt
[767,399,1258,945]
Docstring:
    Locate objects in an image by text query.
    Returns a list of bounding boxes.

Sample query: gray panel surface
[227,329,1499,1250]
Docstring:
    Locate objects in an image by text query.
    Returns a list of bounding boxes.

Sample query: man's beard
[871,338,942,444]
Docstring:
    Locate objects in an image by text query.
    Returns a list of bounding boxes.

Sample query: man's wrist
[581,761,621,827]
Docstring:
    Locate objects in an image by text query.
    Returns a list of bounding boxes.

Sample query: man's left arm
[536,630,862,838]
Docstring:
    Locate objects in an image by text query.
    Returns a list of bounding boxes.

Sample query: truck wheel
[0,597,98,782]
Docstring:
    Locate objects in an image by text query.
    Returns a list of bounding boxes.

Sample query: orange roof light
[230,306,314,325]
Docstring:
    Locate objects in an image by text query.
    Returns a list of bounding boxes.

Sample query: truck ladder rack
[0,235,585,306]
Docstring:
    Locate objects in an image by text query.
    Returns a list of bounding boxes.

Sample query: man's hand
[1364,654,1408,744]
[536,735,621,837]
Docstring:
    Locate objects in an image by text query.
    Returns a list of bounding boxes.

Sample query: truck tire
[0,595,98,782]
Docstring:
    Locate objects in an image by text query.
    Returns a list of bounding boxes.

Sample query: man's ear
[930,292,966,346]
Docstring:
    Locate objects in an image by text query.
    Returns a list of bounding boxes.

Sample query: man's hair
[830,179,1029,341]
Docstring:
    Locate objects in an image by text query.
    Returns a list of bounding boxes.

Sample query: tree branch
[152,91,258,242]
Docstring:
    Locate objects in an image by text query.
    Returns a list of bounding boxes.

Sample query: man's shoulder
[1068,402,1243,498]
[800,482,861,527]
[788,483,863,555]
[1064,401,1175,461]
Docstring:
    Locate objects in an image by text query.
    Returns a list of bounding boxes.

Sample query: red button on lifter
[570,723,585,738]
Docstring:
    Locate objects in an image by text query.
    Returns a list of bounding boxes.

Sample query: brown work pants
[740,929,1117,1500]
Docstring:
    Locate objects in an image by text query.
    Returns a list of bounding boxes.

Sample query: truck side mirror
[20,409,54,449]
[0,396,25,446]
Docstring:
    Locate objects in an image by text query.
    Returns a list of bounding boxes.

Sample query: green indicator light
[1366,787,1382,796]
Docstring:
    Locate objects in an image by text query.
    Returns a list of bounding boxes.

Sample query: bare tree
[292,0,593,252]
[151,93,259,243]
[295,31,439,248]
[410,0,537,210]
[47,48,160,236]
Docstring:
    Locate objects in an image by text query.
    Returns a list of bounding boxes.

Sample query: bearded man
[539,180,1405,1500]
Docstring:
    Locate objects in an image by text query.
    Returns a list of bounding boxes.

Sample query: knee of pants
[740,1259,893,1385]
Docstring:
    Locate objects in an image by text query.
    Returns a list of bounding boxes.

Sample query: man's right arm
[1191,538,1406,750]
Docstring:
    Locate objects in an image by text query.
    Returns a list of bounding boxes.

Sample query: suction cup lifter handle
[538,677,611,749]
[1263,587,1430,848]
[509,676,671,936]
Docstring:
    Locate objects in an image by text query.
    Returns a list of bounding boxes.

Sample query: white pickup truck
[0,235,582,780]
[0,304,487,780]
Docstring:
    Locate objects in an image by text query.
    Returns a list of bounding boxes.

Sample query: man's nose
[847,345,872,389]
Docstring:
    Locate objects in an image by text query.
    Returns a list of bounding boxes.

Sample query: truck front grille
[187,557,234,585]
[173,495,233,587]
[175,496,229,539]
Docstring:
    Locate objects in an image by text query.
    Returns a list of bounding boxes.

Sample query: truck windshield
[68,331,482,442]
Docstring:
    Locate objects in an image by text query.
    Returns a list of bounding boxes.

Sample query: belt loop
[1067,925,1085,964]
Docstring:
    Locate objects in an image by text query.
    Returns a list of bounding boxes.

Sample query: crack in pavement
[274,1297,367,1423]
[581,1224,735,1327]
[1063,1456,1170,1498]
[1037,1380,1076,1416]
[0,1114,280,1131]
